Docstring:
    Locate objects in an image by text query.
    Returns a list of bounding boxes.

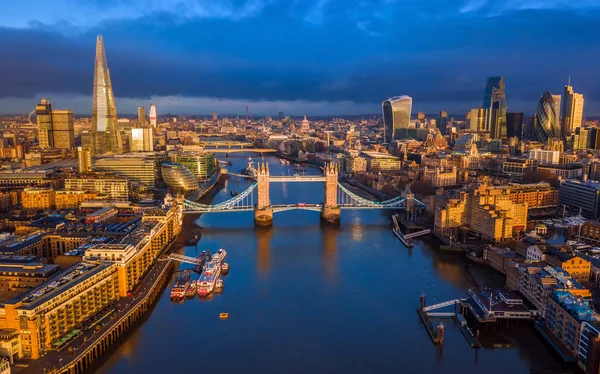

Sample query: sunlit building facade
[562,83,584,139]
[91,35,122,155]
[483,76,507,139]
[533,91,561,143]
[161,162,199,192]
[382,96,412,143]
[172,152,216,181]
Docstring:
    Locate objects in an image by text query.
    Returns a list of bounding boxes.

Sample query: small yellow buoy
[219,313,229,319]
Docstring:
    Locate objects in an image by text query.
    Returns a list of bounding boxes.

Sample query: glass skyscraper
[382,95,412,143]
[482,76,507,139]
[91,35,122,155]
[561,82,584,140]
[506,112,524,139]
[533,91,561,143]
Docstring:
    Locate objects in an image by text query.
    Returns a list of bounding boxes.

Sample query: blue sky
[0,0,599,116]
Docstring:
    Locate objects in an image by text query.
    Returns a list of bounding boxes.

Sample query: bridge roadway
[204,148,276,153]
[184,203,409,214]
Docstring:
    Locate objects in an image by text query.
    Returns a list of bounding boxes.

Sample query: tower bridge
[183,162,426,226]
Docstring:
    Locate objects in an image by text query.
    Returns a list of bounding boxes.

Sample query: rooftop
[7,260,112,310]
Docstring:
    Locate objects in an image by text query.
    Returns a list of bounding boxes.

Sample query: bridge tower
[321,162,341,224]
[254,162,273,226]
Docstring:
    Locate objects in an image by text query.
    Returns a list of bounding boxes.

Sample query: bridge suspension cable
[183,182,258,213]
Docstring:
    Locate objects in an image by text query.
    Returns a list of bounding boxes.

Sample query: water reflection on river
[97,155,565,374]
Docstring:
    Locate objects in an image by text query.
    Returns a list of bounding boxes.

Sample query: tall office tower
[438,111,448,135]
[506,112,524,139]
[77,147,92,173]
[468,108,488,132]
[589,128,600,150]
[570,127,589,150]
[91,35,122,155]
[417,112,425,121]
[212,112,218,122]
[561,81,584,139]
[36,98,53,148]
[533,91,561,143]
[483,76,507,139]
[130,128,154,152]
[52,110,75,149]
[382,95,412,143]
[278,111,284,120]
[137,106,146,127]
[149,104,157,127]
[246,105,249,121]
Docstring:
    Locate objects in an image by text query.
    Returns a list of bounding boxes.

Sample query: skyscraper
[130,128,154,152]
[533,91,561,143]
[36,98,53,148]
[212,112,218,122]
[561,81,584,139]
[506,112,524,139]
[52,110,74,149]
[438,111,448,135]
[382,95,412,143]
[149,104,157,127]
[91,35,122,155]
[482,76,507,139]
[468,108,487,132]
[137,106,146,127]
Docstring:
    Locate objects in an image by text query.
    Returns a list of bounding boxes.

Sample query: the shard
[91,35,122,155]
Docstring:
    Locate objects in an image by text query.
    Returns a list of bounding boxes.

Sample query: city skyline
[0,1,599,115]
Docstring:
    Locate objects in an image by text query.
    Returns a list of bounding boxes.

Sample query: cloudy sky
[0,0,598,116]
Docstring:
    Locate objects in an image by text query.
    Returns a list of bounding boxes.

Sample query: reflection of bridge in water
[183,163,426,226]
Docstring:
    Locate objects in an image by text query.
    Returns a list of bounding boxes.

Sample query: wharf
[417,309,444,345]
[454,314,481,348]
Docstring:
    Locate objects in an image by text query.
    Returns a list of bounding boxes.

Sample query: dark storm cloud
[0,0,599,114]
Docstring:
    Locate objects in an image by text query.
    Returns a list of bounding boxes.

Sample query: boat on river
[197,262,221,297]
[185,281,197,298]
[170,271,191,301]
[221,262,230,275]
[212,248,227,264]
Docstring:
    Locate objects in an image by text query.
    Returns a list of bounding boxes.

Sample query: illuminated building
[51,110,75,149]
[130,127,153,152]
[161,162,198,193]
[137,106,146,127]
[149,104,157,127]
[93,155,157,187]
[361,151,401,172]
[469,108,488,132]
[533,91,561,143]
[434,184,528,243]
[172,152,216,181]
[21,187,55,210]
[0,257,61,301]
[91,35,122,155]
[0,260,119,358]
[77,146,92,173]
[423,166,457,187]
[36,99,53,148]
[545,291,599,359]
[529,149,560,164]
[382,95,412,143]
[64,175,128,199]
[55,190,98,209]
[483,76,507,139]
[562,82,584,138]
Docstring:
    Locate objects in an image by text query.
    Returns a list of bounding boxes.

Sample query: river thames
[97,155,567,374]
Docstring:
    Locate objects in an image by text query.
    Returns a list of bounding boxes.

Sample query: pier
[418,294,481,348]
